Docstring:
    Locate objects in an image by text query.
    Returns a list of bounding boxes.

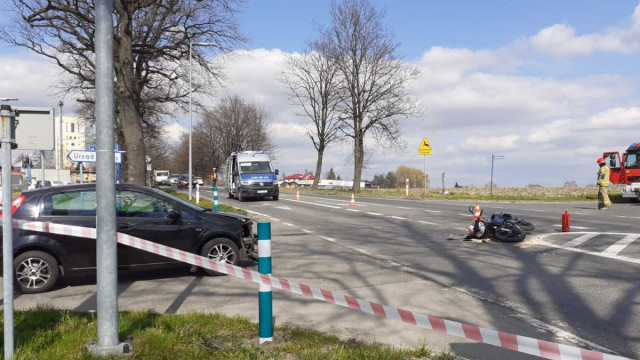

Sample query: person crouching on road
[597,157,611,210]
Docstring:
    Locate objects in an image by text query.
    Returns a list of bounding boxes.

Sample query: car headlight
[241,181,250,185]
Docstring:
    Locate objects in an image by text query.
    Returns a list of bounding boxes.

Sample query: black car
[1,184,256,294]
[177,174,197,189]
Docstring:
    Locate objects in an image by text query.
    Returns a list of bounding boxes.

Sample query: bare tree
[322,0,419,192]
[189,95,275,177]
[281,42,341,189]
[2,0,244,185]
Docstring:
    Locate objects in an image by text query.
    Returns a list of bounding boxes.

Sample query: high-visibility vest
[210,172,217,180]
[597,166,610,187]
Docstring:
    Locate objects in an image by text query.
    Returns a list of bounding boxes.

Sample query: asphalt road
[3,186,639,359]
[202,187,640,359]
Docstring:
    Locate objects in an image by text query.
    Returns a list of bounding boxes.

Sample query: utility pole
[87,0,130,355]
[442,172,445,194]
[1,99,18,360]
[58,100,63,182]
[490,154,504,195]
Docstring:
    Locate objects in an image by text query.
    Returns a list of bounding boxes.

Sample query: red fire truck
[603,141,640,202]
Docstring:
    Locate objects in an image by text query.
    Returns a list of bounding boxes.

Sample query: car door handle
[117,224,131,231]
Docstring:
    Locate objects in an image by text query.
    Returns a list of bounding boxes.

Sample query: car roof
[22,183,152,196]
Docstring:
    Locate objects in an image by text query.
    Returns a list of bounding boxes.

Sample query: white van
[227,151,279,201]
[154,170,170,186]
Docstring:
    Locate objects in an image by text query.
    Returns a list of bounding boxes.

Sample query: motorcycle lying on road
[466,206,534,242]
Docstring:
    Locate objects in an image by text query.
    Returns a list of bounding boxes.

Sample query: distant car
[51,181,64,187]
[169,174,180,186]
[0,183,256,294]
[195,176,204,186]
[36,180,52,188]
[154,170,170,186]
[177,174,196,189]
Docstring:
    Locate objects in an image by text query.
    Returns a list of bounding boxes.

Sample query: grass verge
[281,186,627,203]
[163,189,247,216]
[2,308,452,360]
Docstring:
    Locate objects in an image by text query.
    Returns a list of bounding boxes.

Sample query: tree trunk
[352,133,364,193]
[311,147,324,190]
[115,1,146,186]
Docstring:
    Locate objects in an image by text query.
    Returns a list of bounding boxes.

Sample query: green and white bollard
[213,186,220,210]
[258,222,273,344]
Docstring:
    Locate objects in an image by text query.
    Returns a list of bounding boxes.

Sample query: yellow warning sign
[418,137,432,155]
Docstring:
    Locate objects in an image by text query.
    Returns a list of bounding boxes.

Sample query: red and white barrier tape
[13,219,633,360]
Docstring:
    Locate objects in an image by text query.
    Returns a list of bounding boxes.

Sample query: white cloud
[530,4,640,56]
[162,123,187,142]
[464,135,520,151]
[588,107,640,129]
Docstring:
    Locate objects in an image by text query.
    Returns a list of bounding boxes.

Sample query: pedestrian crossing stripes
[535,232,640,265]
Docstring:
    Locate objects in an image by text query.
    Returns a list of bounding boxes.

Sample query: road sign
[418,137,432,155]
[67,150,122,164]
[14,107,55,151]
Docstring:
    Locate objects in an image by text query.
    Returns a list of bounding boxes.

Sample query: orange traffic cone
[295,190,300,200]
[473,202,481,217]
[350,194,356,206]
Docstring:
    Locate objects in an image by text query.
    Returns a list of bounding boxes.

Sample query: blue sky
[3,1,640,186]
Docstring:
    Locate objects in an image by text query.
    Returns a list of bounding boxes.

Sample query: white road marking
[602,234,640,256]
[424,209,442,213]
[355,247,372,255]
[535,235,640,265]
[563,233,599,247]
[553,225,590,230]
[523,209,545,212]
[282,222,294,227]
[245,209,272,218]
[615,215,640,219]
[301,229,314,234]
[366,212,383,216]
[282,198,341,209]
[320,236,336,243]
[458,213,471,217]
[396,206,413,210]
[390,216,406,220]
[346,208,360,212]
[276,206,292,210]
[419,220,439,225]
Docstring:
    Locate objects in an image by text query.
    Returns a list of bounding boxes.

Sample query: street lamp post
[189,41,214,200]
[490,154,505,195]
[58,100,63,182]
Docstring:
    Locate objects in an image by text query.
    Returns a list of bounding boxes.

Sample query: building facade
[57,117,86,169]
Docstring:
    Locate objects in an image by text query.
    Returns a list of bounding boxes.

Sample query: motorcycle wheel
[516,220,535,232]
[494,223,526,243]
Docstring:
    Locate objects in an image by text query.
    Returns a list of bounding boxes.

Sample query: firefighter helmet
[597,157,605,165]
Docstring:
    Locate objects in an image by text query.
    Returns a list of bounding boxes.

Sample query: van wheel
[272,195,279,201]
[14,251,59,294]
[200,238,240,276]
[228,191,233,199]
[238,191,245,202]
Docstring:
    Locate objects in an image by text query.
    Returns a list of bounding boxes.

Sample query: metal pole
[2,105,15,359]
[423,154,426,195]
[188,41,193,200]
[442,172,445,194]
[58,100,63,181]
[41,150,45,182]
[88,0,129,355]
[79,163,83,184]
[490,155,494,196]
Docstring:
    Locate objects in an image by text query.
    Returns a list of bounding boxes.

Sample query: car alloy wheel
[207,243,236,264]
[16,257,52,290]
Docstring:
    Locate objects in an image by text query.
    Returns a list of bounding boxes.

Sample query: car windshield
[239,161,272,174]
[157,171,169,177]
[625,152,640,169]
[147,187,204,212]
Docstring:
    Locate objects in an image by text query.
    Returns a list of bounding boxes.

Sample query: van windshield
[239,161,272,174]
[157,171,169,177]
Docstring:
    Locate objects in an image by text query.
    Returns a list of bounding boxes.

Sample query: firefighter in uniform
[210,167,218,187]
[597,157,611,210]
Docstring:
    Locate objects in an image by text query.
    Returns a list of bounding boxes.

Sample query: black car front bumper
[239,185,279,197]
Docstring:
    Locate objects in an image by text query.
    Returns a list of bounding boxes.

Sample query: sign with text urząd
[418,137,432,155]
[67,150,122,164]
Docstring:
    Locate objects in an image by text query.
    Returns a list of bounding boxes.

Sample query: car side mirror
[275,169,279,175]
[167,209,181,221]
